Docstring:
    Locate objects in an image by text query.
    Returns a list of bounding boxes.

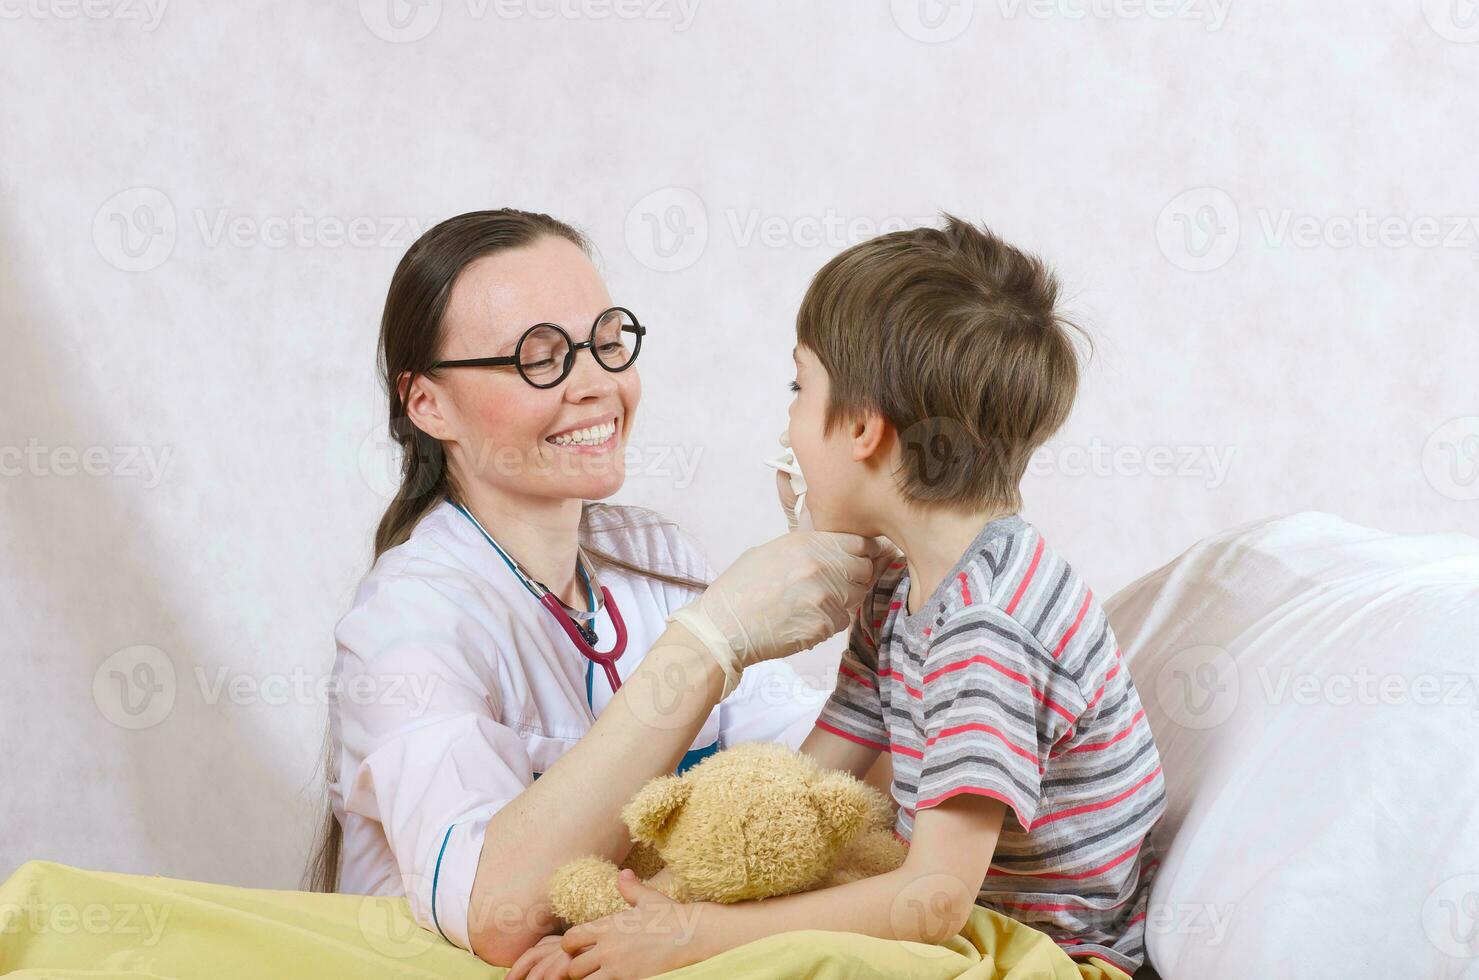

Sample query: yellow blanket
[0,860,1131,980]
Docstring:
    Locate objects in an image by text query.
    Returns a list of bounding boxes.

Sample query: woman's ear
[620,775,693,848]
[400,370,452,440]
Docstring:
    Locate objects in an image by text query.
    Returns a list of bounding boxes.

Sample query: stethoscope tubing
[450,498,629,690]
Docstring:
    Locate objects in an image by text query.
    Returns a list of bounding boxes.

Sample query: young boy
[564,216,1165,979]
[793,216,1166,977]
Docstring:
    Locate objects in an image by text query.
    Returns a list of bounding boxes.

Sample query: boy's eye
[788,381,801,393]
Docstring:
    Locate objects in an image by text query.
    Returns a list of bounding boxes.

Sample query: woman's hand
[672,530,889,674]
[505,933,576,980]
[561,870,715,979]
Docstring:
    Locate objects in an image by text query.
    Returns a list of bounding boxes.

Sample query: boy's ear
[851,410,892,462]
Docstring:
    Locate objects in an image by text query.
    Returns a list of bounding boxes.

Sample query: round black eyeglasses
[431,306,645,389]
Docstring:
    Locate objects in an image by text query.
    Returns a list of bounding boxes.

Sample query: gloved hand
[667,531,891,699]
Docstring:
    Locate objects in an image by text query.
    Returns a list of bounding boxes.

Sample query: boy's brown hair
[796,213,1089,514]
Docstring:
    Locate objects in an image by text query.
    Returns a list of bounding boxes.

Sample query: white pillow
[1103,512,1479,979]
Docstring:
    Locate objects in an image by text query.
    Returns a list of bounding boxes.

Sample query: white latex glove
[667,531,891,699]
[763,430,812,532]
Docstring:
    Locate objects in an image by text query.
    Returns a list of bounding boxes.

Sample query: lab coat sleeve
[332,572,530,953]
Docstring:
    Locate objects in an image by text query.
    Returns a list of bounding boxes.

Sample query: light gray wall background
[2,0,1475,897]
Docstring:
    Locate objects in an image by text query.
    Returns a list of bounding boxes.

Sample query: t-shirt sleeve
[810,591,887,750]
[914,606,1084,834]
[332,573,531,952]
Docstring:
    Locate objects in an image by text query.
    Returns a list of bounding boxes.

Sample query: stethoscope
[450,498,628,693]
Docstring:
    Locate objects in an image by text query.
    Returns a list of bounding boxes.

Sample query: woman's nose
[562,345,620,398]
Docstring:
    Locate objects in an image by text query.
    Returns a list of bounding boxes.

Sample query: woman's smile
[545,413,621,453]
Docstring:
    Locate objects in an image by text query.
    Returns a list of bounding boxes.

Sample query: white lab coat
[327,498,822,951]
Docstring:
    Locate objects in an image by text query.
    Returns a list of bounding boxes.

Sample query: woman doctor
[307,209,886,972]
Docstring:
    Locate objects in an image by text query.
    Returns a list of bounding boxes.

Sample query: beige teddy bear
[548,741,909,926]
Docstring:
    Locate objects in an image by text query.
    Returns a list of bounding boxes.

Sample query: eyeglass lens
[517,309,640,385]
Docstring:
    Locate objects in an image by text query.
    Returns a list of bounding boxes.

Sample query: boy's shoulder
[857,550,910,648]
[916,518,1115,686]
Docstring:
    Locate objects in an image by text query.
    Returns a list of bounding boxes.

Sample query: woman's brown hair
[304,209,707,893]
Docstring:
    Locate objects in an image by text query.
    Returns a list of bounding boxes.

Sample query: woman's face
[430,235,640,504]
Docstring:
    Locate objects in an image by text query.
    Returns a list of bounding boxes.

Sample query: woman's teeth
[549,420,616,446]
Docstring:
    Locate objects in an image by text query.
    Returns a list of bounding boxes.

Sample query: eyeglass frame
[429,305,646,389]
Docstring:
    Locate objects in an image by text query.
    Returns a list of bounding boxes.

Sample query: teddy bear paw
[548,856,629,926]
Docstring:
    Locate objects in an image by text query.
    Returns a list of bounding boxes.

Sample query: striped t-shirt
[815,512,1167,974]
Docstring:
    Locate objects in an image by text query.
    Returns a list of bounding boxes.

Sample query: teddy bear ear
[805,771,873,846]
[621,774,693,847]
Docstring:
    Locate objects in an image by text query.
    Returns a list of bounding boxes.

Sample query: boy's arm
[799,724,895,814]
[690,793,1006,959]
[798,722,881,781]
